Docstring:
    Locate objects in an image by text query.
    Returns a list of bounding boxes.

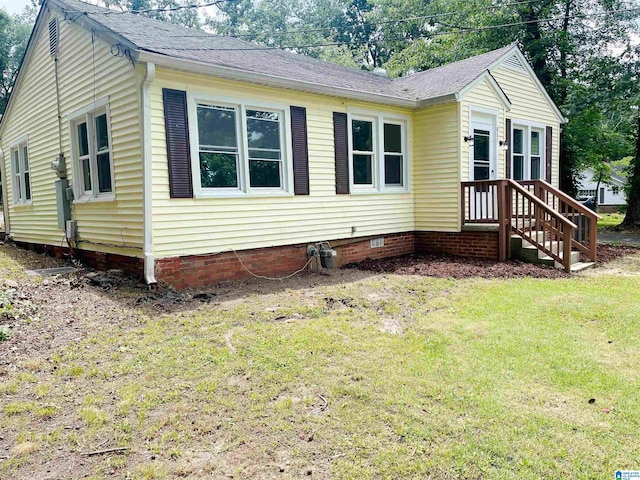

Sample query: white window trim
[510,119,546,182]
[347,108,410,195]
[9,135,32,206]
[468,106,499,182]
[68,97,115,202]
[187,92,293,198]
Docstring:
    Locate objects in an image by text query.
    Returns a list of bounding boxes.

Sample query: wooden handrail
[519,179,599,262]
[508,180,578,230]
[461,179,578,272]
[519,179,603,220]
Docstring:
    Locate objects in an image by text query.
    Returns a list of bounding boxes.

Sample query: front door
[469,114,497,219]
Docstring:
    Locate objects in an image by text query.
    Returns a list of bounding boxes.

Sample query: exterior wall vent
[370,238,384,248]
[503,54,526,73]
[48,18,59,57]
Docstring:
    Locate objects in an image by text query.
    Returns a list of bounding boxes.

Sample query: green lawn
[1,250,640,479]
[598,213,625,230]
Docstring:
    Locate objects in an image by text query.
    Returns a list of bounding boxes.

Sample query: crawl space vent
[48,18,59,57]
[370,238,384,248]
[503,54,526,73]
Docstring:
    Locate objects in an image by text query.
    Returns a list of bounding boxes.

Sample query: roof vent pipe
[373,67,388,77]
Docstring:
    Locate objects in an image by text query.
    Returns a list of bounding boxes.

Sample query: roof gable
[488,49,566,123]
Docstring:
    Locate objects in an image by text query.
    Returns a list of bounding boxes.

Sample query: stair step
[570,261,596,273]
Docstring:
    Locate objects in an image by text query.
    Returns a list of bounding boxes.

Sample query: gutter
[141,62,157,285]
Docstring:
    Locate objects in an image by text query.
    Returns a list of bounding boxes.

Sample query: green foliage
[0,9,31,115]
[104,0,200,27]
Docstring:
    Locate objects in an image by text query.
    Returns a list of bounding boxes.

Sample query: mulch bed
[591,244,640,264]
[344,244,640,279]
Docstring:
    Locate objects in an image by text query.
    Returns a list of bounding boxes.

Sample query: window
[10,139,31,204]
[352,119,374,186]
[510,123,545,181]
[600,187,605,204]
[612,186,620,195]
[349,112,408,192]
[69,99,114,199]
[578,189,596,198]
[192,97,289,195]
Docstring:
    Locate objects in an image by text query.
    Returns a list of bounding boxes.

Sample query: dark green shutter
[290,106,310,195]
[505,118,511,179]
[545,126,552,183]
[333,112,349,194]
[162,88,193,198]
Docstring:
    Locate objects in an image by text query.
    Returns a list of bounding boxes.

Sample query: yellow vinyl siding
[413,102,460,232]
[490,65,561,187]
[150,68,414,258]
[0,15,143,255]
[460,78,507,181]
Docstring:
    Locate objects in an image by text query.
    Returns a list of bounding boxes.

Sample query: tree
[0,9,31,115]
[105,0,201,27]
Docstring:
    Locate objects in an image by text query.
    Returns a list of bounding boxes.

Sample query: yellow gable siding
[413,102,460,232]
[460,78,507,181]
[490,65,561,187]
[150,68,415,258]
[0,15,143,255]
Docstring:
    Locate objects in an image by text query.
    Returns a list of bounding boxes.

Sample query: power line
[221,0,547,39]
[149,6,640,51]
[63,0,236,16]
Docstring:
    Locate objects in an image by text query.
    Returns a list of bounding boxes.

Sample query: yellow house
[2,0,597,288]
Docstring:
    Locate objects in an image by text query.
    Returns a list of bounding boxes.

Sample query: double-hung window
[192,96,290,196]
[511,123,545,181]
[349,112,408,193]
[69,99,114,200]
[10,139,31,205]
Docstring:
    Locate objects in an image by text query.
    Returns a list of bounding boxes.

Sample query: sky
[0,0,32,15]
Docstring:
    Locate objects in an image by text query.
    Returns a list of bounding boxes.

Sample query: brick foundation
[11,228,499,289]
[12,241,144,279]
[415,230,499,260]
[155,232,416,289]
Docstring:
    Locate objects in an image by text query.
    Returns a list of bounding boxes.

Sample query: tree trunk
[594,173,602,212]
[619,111,640,229]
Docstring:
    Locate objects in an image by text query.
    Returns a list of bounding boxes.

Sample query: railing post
[563,225,573,273]
[461,184,466,227]
[497,180,506,261]
[589,217,597,262]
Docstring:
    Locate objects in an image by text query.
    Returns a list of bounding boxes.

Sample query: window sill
[73,195,116,205]
[13,201,33,208]
[349,187,410,195]
[196,189,294,199]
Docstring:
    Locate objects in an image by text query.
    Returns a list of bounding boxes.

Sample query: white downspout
[0,148,10,237]
[142,62,157,284]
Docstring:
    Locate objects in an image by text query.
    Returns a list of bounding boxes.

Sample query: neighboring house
[577,167,627,212]
[0,0,571,288]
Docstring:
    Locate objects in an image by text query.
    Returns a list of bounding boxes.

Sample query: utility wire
[222,0,548,39]
[63,0,236,16]
[146,6,640,51]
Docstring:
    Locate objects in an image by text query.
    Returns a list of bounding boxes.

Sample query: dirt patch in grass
[344,253,570,279]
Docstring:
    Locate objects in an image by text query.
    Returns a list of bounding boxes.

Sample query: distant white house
[577,167,627,212]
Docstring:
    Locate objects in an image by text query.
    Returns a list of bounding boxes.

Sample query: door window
[473,129,491,180]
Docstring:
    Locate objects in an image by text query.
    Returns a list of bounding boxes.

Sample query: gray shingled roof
[52,0,515,103]
[393,45,515,100]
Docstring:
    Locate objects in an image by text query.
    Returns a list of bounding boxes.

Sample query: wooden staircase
[510,231,594,273]
[461,179,601,272]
